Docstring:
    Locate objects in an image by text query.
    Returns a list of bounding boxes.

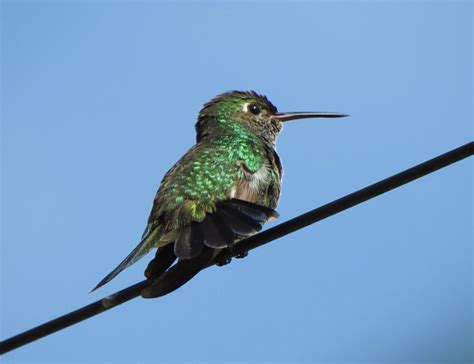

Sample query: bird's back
[147,130,282,236]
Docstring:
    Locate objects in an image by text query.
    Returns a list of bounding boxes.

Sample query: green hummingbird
[93,91,347,298]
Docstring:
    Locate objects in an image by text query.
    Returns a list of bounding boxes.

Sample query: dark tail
[141,199,278,298]
[141,246,216,298]
[173,198,279,258]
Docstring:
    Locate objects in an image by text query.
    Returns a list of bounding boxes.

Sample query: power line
[215,141,474,261]
[1,141,472,355]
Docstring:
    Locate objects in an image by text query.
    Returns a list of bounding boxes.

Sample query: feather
[224,199,279,223]
[91,227,160,292]
[202,212,234,248]
[141,247,216,298]
[174,222,204,259]
[144,244,177,280]
[216,204,262,236]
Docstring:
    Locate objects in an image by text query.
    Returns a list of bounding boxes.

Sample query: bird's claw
[216,257,232,266]
[235,251,248,259]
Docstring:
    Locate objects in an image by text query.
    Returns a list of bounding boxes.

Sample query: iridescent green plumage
[93,90,347,296]
[151,123,281,229]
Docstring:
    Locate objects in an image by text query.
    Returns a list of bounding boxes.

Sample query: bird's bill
[272,111,349,122]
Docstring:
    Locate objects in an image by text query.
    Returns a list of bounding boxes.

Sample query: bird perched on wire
[92,91,347,298]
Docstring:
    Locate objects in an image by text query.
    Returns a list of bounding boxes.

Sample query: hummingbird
[93,91,347,298]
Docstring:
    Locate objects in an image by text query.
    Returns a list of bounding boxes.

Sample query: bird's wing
[147,141,279,259]
[92,141,281,291]
[91,227,161,292]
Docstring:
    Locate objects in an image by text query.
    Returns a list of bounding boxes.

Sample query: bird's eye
[248,104,261,115]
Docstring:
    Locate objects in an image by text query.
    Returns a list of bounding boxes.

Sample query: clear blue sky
[1,1,472,363]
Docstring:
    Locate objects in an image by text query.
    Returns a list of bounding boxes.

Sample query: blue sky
[1,1,472,363]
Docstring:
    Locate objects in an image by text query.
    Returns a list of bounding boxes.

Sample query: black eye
[248,104,261,115]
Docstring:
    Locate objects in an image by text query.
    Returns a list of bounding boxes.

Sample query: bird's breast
[230,163,271,205]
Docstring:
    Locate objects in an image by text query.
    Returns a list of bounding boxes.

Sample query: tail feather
[144,244,177,280]
[217,205,262,236]
[173,198,279,258]
[224,199,279,223]
[140,200,278,298]
[174,222,204,259]
[141,247,216,298]
[202,212,234,248]
[92,199,279,291]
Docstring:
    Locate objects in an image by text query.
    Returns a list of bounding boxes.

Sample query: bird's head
[195,90,348,146]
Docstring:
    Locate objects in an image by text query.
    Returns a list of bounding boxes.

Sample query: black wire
[1,141,472,355]
[217,141,474,260]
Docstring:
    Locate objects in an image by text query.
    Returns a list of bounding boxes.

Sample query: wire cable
[1,141,472,355]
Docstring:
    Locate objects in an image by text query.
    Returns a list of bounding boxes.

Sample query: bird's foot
[216,256,232,266]
[235,251,248,259]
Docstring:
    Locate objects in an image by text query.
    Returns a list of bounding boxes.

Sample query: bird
[92,91,348,298]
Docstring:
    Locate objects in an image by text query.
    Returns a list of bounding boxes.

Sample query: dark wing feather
[91,227,161,292]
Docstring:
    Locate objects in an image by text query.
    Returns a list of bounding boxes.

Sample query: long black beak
[273,111,349,122]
